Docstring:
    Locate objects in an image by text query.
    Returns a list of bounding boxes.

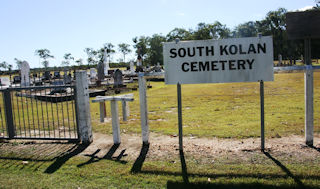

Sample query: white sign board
[163,36,274,84]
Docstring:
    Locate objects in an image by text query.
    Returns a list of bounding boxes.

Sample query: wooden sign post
[286,10,320,146]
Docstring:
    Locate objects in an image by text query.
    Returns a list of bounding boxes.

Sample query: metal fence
[0,85,79,141]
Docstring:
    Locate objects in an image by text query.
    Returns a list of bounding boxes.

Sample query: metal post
[177,82,189,183]
[260,81,265,151]
[138,73,149,144]
[111,100,121,144]
[75,71,93,144]
[304,38,313,146]
[177,83,183,151]
[3,89,15,139]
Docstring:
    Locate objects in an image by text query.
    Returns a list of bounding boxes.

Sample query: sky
[0,0,316,69]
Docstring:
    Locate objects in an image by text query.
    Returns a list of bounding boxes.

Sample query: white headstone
[104,50,110,75]
[90,68,97,79]
[130,61,135,73]
[21,61,30,86]
[0,77,10,86]
[137,59,142,66]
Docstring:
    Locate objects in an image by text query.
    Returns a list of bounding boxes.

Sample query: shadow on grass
[131,142,149,173]
[263,151,304,188]
[138,150,319,188]
[167,181,315,189]
[44,143,89,174]
[0,142,80,171]
[0,142,70,162]
[77,143,127,168]
[103,143,121,160]
[138,169,320,180]
[179,149,189,184]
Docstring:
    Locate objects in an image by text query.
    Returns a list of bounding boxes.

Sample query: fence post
[304,38,313,146]
[3,89,15,139]
[121,101,130,121]
[99,102,106,122]
[111,100,121,144]
[75,71,93,144]
[138,73,149,144]
[260,81,265,151]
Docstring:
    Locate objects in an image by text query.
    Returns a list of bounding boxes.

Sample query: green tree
[192,22,212,40]
[166,28,192,41]
[133,36,148,62]
[192,22,231,40]
[210,21,231,39]
[7,64,12,72]
[35,49,54,68]
[14,58,24,69]
[0,61,8,71]
[104,43,115,63]
[95,43,115,64]
[146,34,166,65]
[75,58,83,66]
[62,53,74,67]
[118,43,131,63]
[233,21,258,37]
[314,0,320,9]
[256,8,288,59]
[84,48,97,65]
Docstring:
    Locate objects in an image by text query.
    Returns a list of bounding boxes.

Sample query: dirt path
[81,133,320,163]
[1,132,319,164]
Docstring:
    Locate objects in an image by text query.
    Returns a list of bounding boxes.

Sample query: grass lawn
[0,142,319,189]
[0,71,320,188]
[90,71,320,139]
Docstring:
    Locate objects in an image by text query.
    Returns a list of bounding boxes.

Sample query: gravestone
[104,50,110,76]
[63,68,68,76]
[0,77,10,86]
[113,69,123,88]
[154,62,162,72]
[130,61,135,73]
[64,68,70,83]
[97,62,104,81]
[13,76,21,84]
[43,71,51,81]
[90,68,97,79]
[108,70,114,75]
[137,55,142,66]
[49,80,66,95]
[64,72,72,84]
[20,61,30,86]
[53,71,61,79]
[278,54,282,66]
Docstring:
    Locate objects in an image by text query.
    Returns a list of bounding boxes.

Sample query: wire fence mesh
[0,69,78,140]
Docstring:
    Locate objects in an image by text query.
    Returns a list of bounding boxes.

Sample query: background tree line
[136,7,320,66]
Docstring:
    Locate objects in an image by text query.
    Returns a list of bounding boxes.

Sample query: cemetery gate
[0,84,79,142]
